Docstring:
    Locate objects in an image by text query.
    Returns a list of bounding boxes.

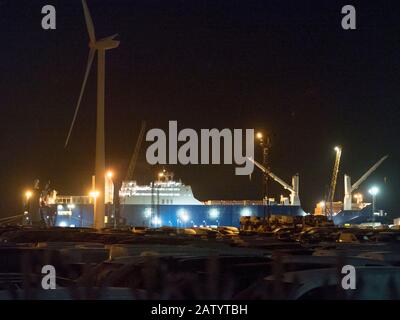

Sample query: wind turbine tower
[65,0,120,229]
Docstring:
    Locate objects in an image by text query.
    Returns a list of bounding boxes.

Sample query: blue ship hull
[54,203,389,228]
[120,204,307,227]
[54,204,308,228]
[332,205,389,225]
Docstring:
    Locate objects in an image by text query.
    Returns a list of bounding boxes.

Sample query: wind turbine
[65,0,119,229]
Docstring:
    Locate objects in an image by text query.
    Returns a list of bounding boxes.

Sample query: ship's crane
[326,146,342,216]
[125,121,146,181]
[248,157,300,205]
[115,121,146,227]
[343,155,388,210]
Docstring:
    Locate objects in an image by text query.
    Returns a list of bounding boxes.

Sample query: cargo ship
[51,170,307,228]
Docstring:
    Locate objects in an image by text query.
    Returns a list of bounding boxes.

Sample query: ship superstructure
[120,170,203,206]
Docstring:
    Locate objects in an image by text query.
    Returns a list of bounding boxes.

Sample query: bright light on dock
[178,209,190,222]
[25,190,33,200]
[369,186,379,196]
[209,208,220,219]
[240,208,252,216]
[89,191,100,198]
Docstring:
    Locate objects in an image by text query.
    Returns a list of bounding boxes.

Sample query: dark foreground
[0,225,400,300]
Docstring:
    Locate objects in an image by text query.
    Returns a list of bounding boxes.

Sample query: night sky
[1,0,399,218]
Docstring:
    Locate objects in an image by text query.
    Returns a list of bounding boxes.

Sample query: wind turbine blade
[99,34,119,41]
[65,48,96,148]
[82,0,96,43]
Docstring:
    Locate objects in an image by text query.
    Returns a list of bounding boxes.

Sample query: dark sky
[0,0,399,217]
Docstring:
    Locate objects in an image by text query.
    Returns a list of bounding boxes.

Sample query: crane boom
[125,121,146,181]
[351,155,388,192]
[248,157,294,193]
[326,147,342,215]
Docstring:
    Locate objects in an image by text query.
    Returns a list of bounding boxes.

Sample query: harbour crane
[326,146,342,216]
[343,155,388,210]
[248,157,300,206]
[125,121,146,181]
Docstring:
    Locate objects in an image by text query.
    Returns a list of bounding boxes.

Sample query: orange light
[256,132,263,140]
[106,171,113,178]
[25,190,33,200]
[89,191,99,198]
